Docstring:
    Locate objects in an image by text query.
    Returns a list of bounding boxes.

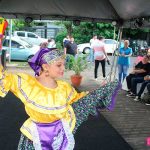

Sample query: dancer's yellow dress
[0,65,120,150]
[0,66,87,140]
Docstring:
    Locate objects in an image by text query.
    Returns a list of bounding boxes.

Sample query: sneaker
[94,78,98,81]
[126,92,132,96]
[127,90,131,94]
[134,96,141,101]
[145,101,150,105]
[126,93,136,98]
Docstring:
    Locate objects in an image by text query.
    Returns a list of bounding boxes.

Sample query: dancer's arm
[0,63,18,97]
[66,82,88,105]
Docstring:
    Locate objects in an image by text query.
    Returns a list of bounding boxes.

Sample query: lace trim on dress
[61,119,75,150]
[0,68,8,95]
[51,128,64,150]
[30,122,42,150]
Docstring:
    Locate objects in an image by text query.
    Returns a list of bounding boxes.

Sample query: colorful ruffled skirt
[18,80,121,150]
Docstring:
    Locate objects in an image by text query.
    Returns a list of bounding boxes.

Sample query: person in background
[39,42,48,49]
[145,83,150,105]
[64,36,77,56]
[126,55,150,97]
[0,48,120,150]
[147,48,150,55]
[63,35,70,47]
[133,74,150,101]
[91,36,109,80]
[89,35,97,62]
[47,38,56,48]
[117,40,132,83]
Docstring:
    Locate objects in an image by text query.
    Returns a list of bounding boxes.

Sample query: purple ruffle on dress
[18,119,74,150]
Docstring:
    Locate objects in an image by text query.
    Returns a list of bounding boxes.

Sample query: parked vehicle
[13,31,48,46]
[2,36,40,61]
[77,43,91,54]
[77,39,118,54]
[130,39,149,56]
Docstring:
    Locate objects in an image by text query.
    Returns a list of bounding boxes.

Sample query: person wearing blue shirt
[117,40,132,83]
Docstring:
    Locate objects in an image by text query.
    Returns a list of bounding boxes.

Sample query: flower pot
[71,74,82,87]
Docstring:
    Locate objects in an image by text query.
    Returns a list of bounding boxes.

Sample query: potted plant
[66,54,88,87]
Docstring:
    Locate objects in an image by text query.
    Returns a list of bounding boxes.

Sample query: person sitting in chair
[129,75,150,101]
[145,83,150,105]
[126,55,150,97]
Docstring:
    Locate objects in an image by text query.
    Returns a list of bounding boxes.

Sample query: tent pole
[113,26,116,40]
[8,19,12,63]
[108,26,123,82]
[113,27,123,80]
[108,26,119,82]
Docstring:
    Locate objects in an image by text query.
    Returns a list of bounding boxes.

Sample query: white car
[13,31,48,46]
[77,39,118,54]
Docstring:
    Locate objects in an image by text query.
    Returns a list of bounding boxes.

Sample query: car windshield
[17,39,33,48]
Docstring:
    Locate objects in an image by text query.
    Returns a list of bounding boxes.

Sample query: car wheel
[83,47,90,54]
[27,55,34,61]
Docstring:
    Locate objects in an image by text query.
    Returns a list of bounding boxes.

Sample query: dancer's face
[43,58,65,78]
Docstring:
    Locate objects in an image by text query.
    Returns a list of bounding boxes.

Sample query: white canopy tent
[0,0,149,28]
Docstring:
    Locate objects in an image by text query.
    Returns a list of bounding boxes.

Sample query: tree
[55,21,115,44]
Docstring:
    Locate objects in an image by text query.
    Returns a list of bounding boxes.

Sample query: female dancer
[0,48,120,150]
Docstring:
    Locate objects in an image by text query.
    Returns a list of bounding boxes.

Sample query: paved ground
[5,56,150,150]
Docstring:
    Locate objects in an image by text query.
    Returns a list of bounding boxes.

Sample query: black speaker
[25,17,33,24]
[73,20,80,26]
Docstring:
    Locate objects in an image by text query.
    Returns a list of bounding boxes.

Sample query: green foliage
[66,54,88,75]
[55,30,67,46]
[123,28,150,39]
[56,41,63,50]
[0,18,4,24]
[54,21,73,36]
[8,19,45,32]
[12,19,36,31]
[55,21,115,44]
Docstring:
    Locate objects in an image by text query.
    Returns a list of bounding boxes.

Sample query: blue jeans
[88,48,94,62]
[118,64,129,83]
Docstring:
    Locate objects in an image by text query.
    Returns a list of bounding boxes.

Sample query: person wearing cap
[0,48,120,150]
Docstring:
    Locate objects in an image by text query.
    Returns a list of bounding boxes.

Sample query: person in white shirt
[89,35,97,62]
[91,36,109,80]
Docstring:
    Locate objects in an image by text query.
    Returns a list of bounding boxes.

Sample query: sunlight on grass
[7,61,29,67]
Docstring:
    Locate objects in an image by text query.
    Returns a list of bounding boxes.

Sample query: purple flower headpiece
[28,48,65,76]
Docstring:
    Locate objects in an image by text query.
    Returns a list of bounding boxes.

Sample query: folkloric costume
[0,48,121,150]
